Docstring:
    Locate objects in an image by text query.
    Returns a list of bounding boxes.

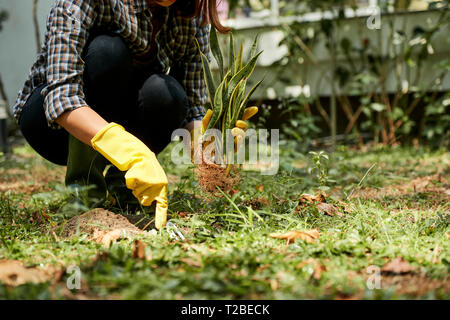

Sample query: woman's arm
[55,107,109,146]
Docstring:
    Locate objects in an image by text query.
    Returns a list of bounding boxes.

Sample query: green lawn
[0,142,449,299]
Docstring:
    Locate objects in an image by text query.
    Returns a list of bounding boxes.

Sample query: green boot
[61,135,110,217]
[105,165,143,213]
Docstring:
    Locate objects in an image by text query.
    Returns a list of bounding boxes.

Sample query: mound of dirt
[59,208,143,243]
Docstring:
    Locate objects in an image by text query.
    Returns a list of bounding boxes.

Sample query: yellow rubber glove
[91,123,168,230]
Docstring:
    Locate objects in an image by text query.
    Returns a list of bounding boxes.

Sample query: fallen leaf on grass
[432,244,441,264]
[316,202,343,217]
[299,193,326,203]
[256,264,270,272]
[178,211,189,218]
[313,262,326,280]
[296,258,326,280]
[296,258,316,269]
[92,229,126,246]
[0,260,62,287]
[269,229,319,244]
[297,193,344,217]
[132,240,150,260]
[180,257,203,268]
[29,211,50,224]
[270,279,278,291]
[381,257,416,274]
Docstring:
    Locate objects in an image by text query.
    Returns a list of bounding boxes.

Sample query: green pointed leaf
[207,78,226,131]
[227,78,245,127]
[236,78,264,121]
[236,43,243,74]
[232,79,247,124]
[195,39,216,107]
[209,26,224,80]
[229,33,236,76]
[223,51,263,114]
[248,34,259,62]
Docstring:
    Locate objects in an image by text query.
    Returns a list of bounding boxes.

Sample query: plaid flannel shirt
[13,0,210,128]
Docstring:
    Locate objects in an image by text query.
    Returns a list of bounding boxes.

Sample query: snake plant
[195,27,263,164]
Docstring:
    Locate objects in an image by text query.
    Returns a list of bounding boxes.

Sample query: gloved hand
[91,123,168,230]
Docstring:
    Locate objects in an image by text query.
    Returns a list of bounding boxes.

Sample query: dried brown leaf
[432,244,441,264]
[299,193,326,203]
[295,259,326,279]
[316,202,343,217]
[296,258,316,269]
[132,240,147,260]
[313,263,326,280]
[269,229,319,244]
[0,260,61,287]
[270,279,278,291]
[93,229,125,246]
[381,257,416,274]
[180,257,203,268]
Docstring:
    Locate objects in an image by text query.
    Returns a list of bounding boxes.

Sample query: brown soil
[195,162,240,195]
[0,165,65,194]
[381,273,450,297]
[59,208,143,240]
[351,174,450,208]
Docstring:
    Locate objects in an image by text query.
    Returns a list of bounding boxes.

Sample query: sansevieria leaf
[207,77,226,131]
[209,26,224,80]
[236,78,264,121]
[195,39,216,106]
[248,34,259,63]
[223,51,263,115]
[229,33,236,77]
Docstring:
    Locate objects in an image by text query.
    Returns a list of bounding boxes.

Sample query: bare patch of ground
[381,273,450,297]
[352,174,450,208]
[0,165,65,194]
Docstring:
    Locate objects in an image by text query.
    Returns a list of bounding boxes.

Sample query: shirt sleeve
[179,21,210,128]
[41,0,96,128]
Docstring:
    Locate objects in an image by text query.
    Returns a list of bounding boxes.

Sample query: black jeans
[19,34,188,166]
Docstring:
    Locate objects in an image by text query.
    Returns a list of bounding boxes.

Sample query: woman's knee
[138,74,188,126]
[83,35,132,85]
[19,85,69,165]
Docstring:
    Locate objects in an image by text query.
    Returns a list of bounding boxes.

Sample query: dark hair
[174,0,230,33]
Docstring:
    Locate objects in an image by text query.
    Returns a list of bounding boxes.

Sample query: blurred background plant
[224,0,449,150]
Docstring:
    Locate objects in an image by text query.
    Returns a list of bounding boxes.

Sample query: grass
[0,141,449,299]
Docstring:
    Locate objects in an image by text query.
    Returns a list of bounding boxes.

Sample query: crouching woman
[13,0,228,229]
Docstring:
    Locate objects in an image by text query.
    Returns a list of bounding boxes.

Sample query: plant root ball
[195,162,240,195]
